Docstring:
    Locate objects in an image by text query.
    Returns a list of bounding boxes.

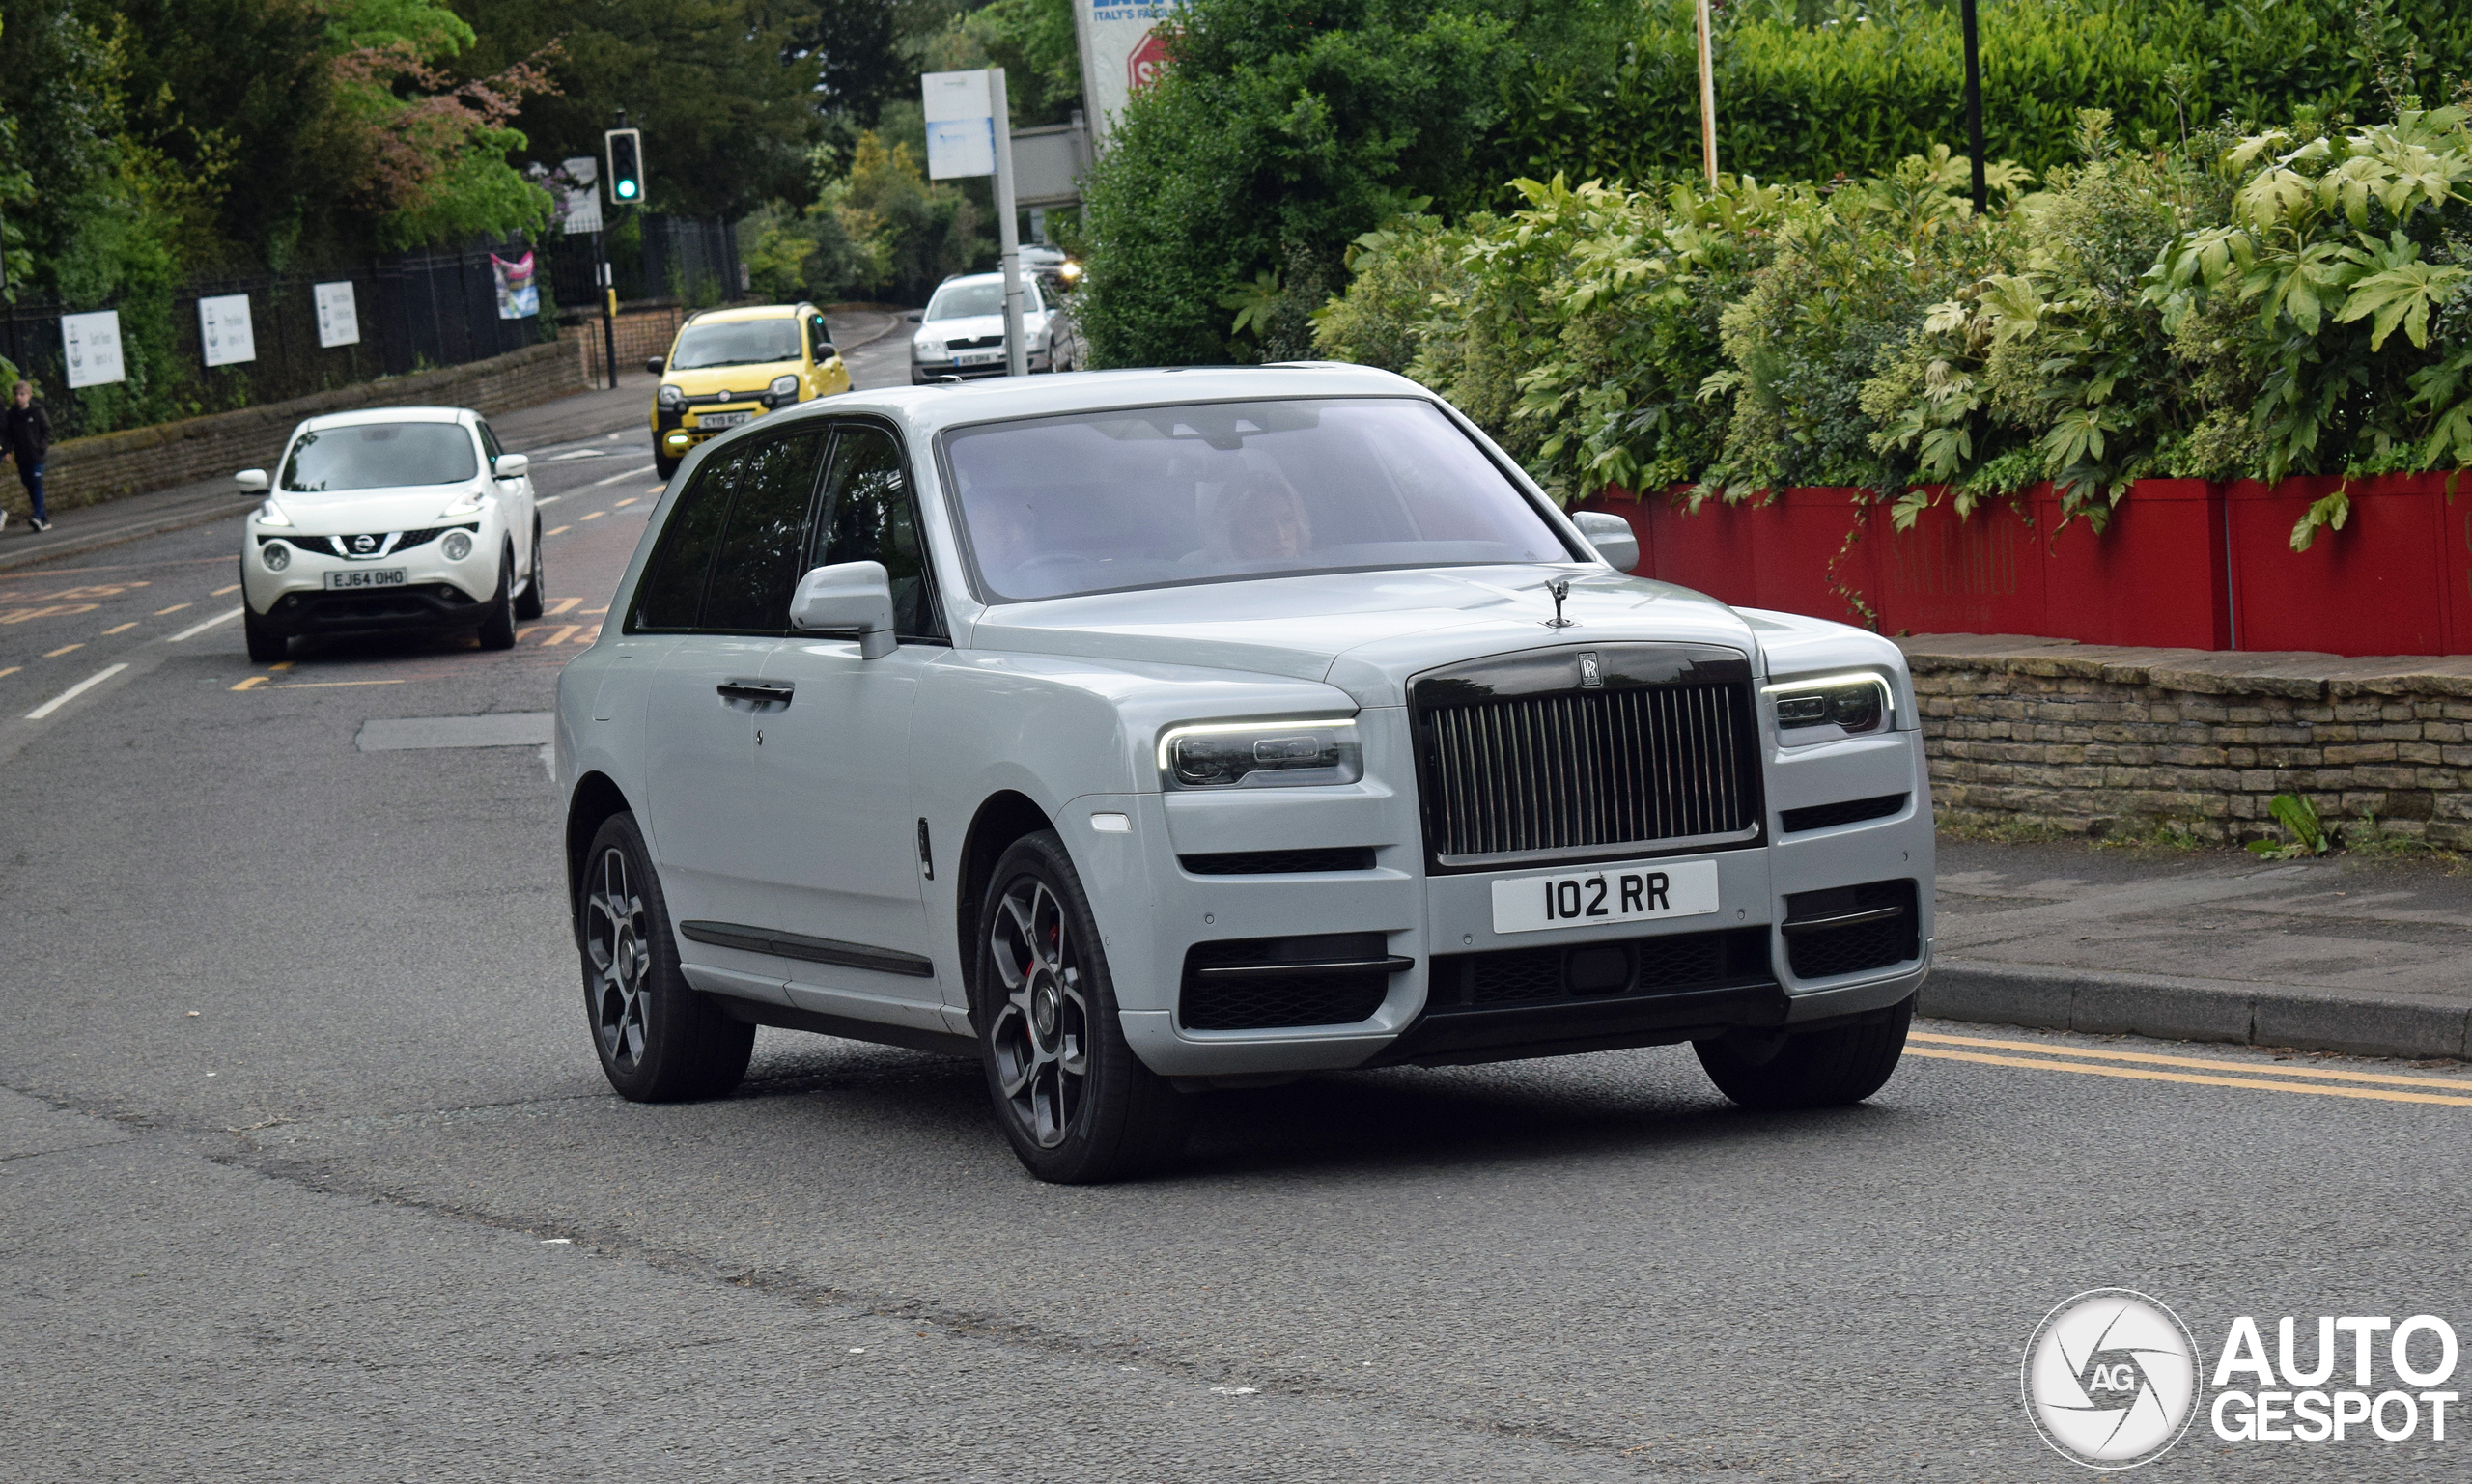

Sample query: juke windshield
[670,320,802,370]
[281,424,479,491]
[944,397,1573,602]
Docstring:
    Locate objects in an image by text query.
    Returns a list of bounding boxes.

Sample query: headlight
[915,337,946,359]
[769,374,799,399]
[657,383,685,407]
[261,542,291,572]
[441,530,474,561]
[254,498,291,527]
[1765,673,1893,741]
[437,490,490,518]
[1159,718,1362,790]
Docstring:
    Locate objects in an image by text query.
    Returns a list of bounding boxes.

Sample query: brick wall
[1904,634,2472,844]
[567,308,688,387]
[1,340,587,518]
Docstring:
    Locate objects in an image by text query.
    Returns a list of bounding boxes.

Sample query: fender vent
[1780,879,1919,979]
[1780,793,1907,834]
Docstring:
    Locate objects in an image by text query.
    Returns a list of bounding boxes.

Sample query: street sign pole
[599,238,619,390]
[1695,0,1719,187]
[991,70,1026,378]
[1961,0,1987,214]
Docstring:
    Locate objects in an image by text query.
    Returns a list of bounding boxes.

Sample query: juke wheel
[578,813,753,1102]
[976,830,1191,1183]
[1695,994,1915,1110]
[514,520,546,620]
[476,543,518,649]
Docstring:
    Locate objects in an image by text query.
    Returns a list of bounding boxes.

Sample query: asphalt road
[4,393,2471,1483]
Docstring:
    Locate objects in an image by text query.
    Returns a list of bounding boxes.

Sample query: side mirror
[644,356,664,376]
[235,468,268,492]
[492,453,530,479]
[1572,511,1640,574]
[903,311,922,322]
[789,560,897,658]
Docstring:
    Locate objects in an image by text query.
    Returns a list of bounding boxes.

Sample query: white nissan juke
[237,406,544,662]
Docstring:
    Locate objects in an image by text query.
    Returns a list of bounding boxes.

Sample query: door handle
[716,679,793,706]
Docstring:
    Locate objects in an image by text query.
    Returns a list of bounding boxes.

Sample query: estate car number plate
[1490,858,1721,935]
[954,350,1005,366]
[699,410,753,429]
[323,568,407,591]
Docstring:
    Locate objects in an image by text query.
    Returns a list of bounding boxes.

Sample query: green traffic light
[618,181,637,199]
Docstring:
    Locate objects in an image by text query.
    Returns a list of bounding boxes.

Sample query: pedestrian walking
[5,379,53,532]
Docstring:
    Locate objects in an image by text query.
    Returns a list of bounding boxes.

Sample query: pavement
[5,361,2472,1479]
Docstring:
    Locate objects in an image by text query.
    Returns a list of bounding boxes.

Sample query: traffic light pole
[598,233,620,392]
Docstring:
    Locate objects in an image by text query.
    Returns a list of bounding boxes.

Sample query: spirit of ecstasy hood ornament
[1545,578,1574,629]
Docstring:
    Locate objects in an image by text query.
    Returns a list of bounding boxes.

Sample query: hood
[267,487,492,534]
[966,566,1766,707]
[919,311,1047,343]
[666,359,800,396]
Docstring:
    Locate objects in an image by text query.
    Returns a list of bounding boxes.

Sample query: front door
[632,432,826,995]
[753,421,948,1025]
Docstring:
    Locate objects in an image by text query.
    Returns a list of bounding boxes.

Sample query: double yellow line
[1906,1031,2472,1109]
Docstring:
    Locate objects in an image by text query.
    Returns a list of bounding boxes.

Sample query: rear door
[634,433,827,999]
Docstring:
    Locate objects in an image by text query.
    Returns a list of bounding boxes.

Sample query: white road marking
[536,495,563,505]
[168,607,244,641]
[593,463,658,487]
[27,663,129,719]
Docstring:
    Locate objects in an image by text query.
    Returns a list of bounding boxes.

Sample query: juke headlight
[441,530,474,561]
[253,498,292,527]
[1159,718,1362,790]
[1766,673,1894,741]
[261,542,291,572]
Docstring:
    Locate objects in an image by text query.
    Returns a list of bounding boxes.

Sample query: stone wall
[1903,634,2472,844]
[1,340,588,518]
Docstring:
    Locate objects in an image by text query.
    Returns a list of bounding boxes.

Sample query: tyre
[655,451,681,482]
[577,812,754,1102]
[1695,994,1914,1111]
[242,605,286,662]
[514,520,545,620]
[976,829,1191,1182]
[475,544,518,650]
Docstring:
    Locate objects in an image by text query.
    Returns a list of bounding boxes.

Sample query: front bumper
[241,525,497,635]
[655,400,784,459]
[1075,723,1936,1078]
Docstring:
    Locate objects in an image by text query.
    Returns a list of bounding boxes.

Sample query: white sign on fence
[199,294,257,367]
[313,281,360,348]
[560,155,603,235]
[61,311,126,389]
[1073,0,1188,146]
[922,70,997,181]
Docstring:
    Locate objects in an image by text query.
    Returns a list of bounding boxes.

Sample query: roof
[299,406,471,431]
[764,363,1436,440]
[684,303,805,323]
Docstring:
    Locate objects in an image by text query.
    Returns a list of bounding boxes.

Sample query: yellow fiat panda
[647,303,851,478]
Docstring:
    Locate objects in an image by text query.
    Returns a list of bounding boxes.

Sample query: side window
[701,433,826,632]
[811,424,942,639]
[631,449,743,630]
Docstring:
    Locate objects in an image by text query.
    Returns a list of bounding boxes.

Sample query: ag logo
[2024,1290,2201,1470]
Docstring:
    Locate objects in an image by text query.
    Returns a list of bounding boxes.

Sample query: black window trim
[927,390,1590,608]
[621,413,949,644]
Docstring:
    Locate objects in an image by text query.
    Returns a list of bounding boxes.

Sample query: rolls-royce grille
[1421,683,1756,862]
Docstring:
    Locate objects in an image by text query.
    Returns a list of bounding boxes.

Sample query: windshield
[926,281,1025,320]
[944,398,1573,601]
[281,423,478,491]
[669,320,801,369]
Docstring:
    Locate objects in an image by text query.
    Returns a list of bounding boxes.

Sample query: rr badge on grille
[1577,652,1603,688]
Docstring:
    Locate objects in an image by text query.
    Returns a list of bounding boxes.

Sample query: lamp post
[1962,0,1986,213]
[1695,0,1719,188]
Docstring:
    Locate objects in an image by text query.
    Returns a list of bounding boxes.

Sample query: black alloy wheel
[976,830,1191,1183]
[578,812,753,1101]
[1695,994,1915,1110]
[476,543,518,650]
[514,519,546,620]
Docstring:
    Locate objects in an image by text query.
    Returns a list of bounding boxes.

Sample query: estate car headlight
[768,374,800,399]
[657,383,686,407]
[261,541,291,572]
[253,498,292,527]
[1159,718,1362,789]
[915,336,946,360]
[441,529,474,562]
[1765,672,1894,741]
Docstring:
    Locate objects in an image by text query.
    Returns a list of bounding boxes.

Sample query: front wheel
[514,520,545,620]
[1695,995,1914,1110]
[577,813,754,1101]
[475,544,518,650]
[242,605,286,662]
[976,830,1191,1183]
[654,451,681,481]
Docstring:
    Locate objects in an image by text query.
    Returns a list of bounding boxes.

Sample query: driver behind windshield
[1206,471,1314,562]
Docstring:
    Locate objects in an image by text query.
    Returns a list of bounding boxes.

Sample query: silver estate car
[553,365,1933,1182]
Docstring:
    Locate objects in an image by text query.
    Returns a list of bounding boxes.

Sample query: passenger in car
[1207,471,1314,562]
